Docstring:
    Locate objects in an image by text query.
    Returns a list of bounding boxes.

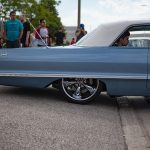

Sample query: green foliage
[0,0,62,37]
[40,0,61,15]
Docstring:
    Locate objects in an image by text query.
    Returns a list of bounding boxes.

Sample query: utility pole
[77,0,81,27]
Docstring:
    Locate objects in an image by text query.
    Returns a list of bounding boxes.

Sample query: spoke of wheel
[73,86,82,99]
[63,81,77,87]
[76,87,81,96]
[82,84,96,94]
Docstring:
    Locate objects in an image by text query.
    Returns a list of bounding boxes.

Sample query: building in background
[64,26,77,42]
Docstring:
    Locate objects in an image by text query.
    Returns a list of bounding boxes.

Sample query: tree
[0,0,62,37]
[0,0,37,19]
[40,0,61,16]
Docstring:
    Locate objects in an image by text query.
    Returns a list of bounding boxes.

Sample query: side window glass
[128,26,150,48]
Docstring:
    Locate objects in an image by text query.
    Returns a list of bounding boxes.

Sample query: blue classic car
[1,20,150,104]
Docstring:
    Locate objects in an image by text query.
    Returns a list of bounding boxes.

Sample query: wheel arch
[98,79,107,92]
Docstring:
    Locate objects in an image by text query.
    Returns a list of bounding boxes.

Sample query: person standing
[70,37,76,45]
[4,10,23,48]
[55,27,66,46]
[19,15,31,47]
[75,24,87,42]
[29,32,38,47]
[35,19,51,47]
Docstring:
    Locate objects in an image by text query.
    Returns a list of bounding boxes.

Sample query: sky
[57,0,150,32]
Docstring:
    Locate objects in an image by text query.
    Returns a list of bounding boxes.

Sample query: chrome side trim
[0,73,146,80]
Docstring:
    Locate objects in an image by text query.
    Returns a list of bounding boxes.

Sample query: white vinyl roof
[76,20,150,47]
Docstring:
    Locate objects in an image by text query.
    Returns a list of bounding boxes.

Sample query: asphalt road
[0,86,150,150]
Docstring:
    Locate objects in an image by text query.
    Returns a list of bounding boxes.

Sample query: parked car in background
[0,20,150,104]
[129,38,150,47]
[129,30,150,47]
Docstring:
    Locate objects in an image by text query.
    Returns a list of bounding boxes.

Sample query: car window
[128,26,150,48]
[112,25,150,48]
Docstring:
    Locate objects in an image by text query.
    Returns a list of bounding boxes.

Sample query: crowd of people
[0,10,87,48]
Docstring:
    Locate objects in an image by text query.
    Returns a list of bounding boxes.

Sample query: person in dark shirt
[75,24,87,42]
[55,27,66,46]
[19,15,31,47]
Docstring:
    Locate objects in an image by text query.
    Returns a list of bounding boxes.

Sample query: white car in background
[129,31,150,47]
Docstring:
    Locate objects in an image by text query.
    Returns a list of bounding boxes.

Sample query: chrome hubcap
[62,78,99,101]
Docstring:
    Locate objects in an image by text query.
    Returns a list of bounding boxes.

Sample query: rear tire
[60,78,101,104]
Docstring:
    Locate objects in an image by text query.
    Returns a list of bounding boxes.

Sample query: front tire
[60,78,101,104]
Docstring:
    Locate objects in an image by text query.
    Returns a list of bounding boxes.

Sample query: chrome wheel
[61,78,101,104]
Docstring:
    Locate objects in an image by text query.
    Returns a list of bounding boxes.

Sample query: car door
[128,25,150,90]
[147,39,150,89]
[108,25,150,95]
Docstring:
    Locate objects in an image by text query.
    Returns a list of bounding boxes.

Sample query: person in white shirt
[35,19,52,46]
